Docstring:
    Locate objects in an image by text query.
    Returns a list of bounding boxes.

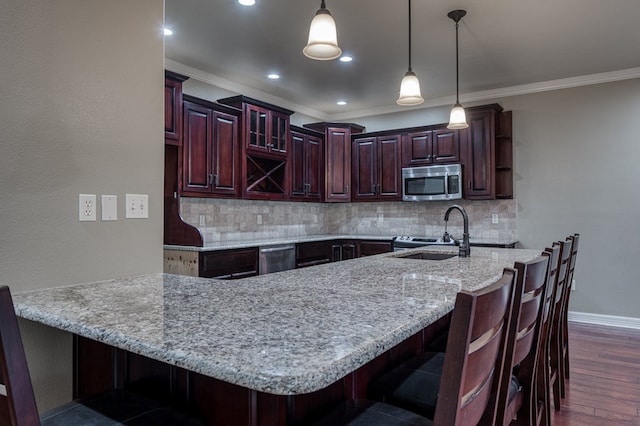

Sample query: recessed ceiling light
[238,0,255,5]
[339,55,353,62]
[337,101,347,106]
[267,73,280,79]
[163,27,174,36]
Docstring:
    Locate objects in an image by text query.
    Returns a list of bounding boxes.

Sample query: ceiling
[164,0,640,121]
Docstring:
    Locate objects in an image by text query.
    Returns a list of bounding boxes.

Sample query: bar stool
[0,285,204,426]
[314,268,519,426]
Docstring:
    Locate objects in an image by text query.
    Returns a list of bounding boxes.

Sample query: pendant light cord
[455,19,460,104]
[407,0,412,71]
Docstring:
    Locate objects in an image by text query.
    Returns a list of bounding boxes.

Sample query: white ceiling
[164,0,640,121]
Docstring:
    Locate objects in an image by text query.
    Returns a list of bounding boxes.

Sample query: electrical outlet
[199,215,206,227]
[491,213,499,224]
[125,194,149,219]
[572,279,576,291]
[79,194,96,221]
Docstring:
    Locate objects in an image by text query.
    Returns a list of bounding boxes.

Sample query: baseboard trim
[568,311,640,330]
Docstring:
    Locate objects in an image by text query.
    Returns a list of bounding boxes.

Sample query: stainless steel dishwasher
[258,244,296,275]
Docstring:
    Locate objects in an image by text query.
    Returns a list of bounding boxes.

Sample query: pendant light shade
[447,10,468,130]
[397,0,424,106]
[303,1,342,61]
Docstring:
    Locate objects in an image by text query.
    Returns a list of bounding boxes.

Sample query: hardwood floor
[552,322,640,426]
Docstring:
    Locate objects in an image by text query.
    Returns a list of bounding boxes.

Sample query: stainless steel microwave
[402,164,463,201]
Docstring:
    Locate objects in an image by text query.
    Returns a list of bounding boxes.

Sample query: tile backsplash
[180,198,517,245]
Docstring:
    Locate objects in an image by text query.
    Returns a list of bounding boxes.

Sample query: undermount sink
[396,252,457,261]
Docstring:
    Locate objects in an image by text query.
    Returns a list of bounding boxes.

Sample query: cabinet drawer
[199,248,258,279]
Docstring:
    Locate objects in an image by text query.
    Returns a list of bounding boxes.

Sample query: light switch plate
[79,194,96,221]
[125,194,149,219]
[101,195,117,221]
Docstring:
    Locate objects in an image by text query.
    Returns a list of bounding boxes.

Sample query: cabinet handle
[346,185,349,193]
[208,174,214,185]
[214,175,219,186]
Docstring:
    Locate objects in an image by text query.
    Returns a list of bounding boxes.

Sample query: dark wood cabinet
[199,248,258,279]
[401,127,459,167]
[304,123,366,203]
[461,104,512,200]
[332,240,356,261]
[352,135,401,201]
[290,126,323,201]
[181,97,240,197]
[356,240,393,257]
[164,71,188,145]
[219,96,294,200]
[295,241,333,268]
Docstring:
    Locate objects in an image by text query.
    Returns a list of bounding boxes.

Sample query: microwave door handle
[444,173,449,196]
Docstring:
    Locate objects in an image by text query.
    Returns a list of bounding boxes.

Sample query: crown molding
[165,59,640,122]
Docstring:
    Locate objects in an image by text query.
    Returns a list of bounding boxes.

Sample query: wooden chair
[313,268,517,426]
[535,245,560,426]
[560,234,580,383]
[548,239,573,411]
[493,255,550,426]
[0,285,204,426]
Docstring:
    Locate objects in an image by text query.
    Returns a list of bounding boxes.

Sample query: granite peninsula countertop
[13,246,538,395]
[164,234,519,251]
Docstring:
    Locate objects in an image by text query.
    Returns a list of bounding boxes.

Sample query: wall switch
[101,195,117,221]
[79,194,96,221]
[125,194,149,219]
[491,214,499,224]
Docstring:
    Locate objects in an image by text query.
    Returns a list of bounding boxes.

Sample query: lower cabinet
[356,240,393,257]
[199,248,258,279]
[295,239,392,269]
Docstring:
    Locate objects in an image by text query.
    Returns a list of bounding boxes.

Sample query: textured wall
[0,0,164,412]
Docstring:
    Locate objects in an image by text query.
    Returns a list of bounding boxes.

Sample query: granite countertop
[13,246,538,395]
[164,234,519,251]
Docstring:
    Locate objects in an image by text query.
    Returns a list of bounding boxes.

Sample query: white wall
[0,0,164,412]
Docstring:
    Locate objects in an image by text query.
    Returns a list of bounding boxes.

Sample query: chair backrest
[494,255,550,425]
[433,268,517,426]
[0,286,40,426]
[563,234,580,311]
[552,239,573,324]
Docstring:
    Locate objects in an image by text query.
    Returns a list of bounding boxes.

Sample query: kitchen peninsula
[14,246,539,425]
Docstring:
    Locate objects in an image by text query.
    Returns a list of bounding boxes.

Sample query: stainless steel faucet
[444,204,470,257]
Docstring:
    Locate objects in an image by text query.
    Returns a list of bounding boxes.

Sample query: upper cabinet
[304,123,365,203]
[352,134,401,201]
[219,96,294,200]
[164,71,188,145]
[402,127,460,167]
[290,126,323,201]
[181,96,241,197]
[460,103,513,200]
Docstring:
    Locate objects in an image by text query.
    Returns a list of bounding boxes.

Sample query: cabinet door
[211,111,239,196]
[352,137,377,201]
[325,127,351,202]
[295,241,332,268]
[164,78,183,145]
[377,135,401,200]
[356,240,392,257]
[432,128,460,164]
[464,111,495,199]
[270,111,289,155]
[306,134,322,199]
[246,104,269,153]
[290,131,307,197]
[402,131,433,167]
[199,248,258,279]
[182,101,213,193]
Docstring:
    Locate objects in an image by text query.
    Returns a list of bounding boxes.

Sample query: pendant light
[447,9,469,129]
[397,0,424,106]
[303,1,342,61]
